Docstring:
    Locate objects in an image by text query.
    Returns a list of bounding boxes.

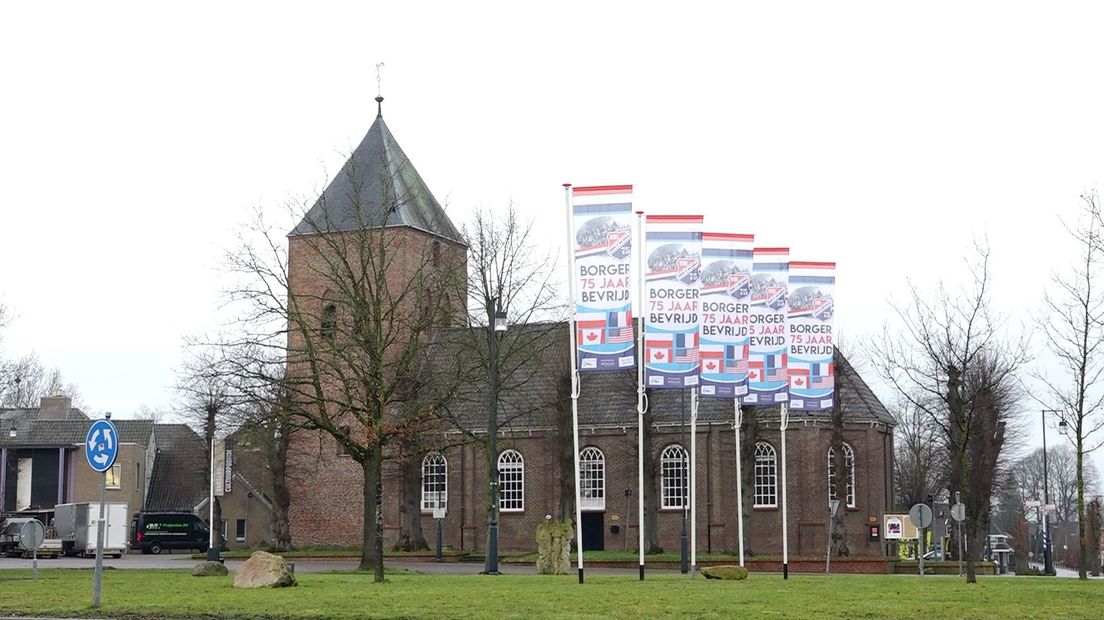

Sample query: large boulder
[536,516,573,575]
[701,565,749,580]
[233,551,297,588]
[192,561,229,577]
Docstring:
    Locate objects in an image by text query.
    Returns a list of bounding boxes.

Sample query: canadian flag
[649,347,670,363]
[790,375,806,388]
[704,360,719,372]
[748,368,762,382]
[581,327,603,344]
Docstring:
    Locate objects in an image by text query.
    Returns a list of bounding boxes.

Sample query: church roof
[289,99,465,245]
[425,322,895,432]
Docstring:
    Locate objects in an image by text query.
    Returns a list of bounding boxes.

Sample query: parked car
[130,512,209,555]
[922,545,945,561]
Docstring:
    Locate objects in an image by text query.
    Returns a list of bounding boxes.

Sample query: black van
[130,512,210,554]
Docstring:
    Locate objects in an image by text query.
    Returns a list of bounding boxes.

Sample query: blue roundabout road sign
[85,419,119,473]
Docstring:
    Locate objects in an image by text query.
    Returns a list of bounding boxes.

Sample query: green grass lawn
[0,569,1102,619]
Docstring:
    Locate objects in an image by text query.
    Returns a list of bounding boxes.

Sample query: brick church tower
[284,95,467,546]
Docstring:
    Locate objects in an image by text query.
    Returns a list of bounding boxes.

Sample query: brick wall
[288,418,894,555]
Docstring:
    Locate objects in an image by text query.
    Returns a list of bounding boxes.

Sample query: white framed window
[580,447,605,511]
[661,444,688,509]
[105,464,122,490]
[754,442,777,507]
[421,452,448,512]
[498,449,524,512]
[235,519,247,542]
[828,443,856,508]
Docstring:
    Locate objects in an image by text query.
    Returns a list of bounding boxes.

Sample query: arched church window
[498,449,524,512]
[580,447,605,511]
[660,444,688,509]
[828,443,856,508]
[754,442,777,507]
[421,452,447,512]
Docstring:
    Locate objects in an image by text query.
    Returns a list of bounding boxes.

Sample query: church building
[283,97,896,558]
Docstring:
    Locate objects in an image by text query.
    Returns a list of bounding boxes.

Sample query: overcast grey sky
[2,1,1103,474]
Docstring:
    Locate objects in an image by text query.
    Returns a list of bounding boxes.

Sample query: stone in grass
[700,565,749,580]
[233,550,297,588]
[192,561,229,577]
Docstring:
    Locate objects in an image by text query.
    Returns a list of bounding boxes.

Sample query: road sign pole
[93,469,106,608]
[85,415,117,611]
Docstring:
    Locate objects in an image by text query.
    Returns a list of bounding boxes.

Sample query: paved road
[0,552,669,575]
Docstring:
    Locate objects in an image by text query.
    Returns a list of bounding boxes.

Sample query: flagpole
[563,183,585,585]
[690,387,698,579]
[781,401,789,580]
[635,209,646,581]
[734,400,745,567]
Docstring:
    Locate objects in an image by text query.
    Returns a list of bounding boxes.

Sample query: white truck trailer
[54,502,129,558]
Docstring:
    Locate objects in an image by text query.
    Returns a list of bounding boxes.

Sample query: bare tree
[892,397,944,510]
[225,185,466,581]
[1011,447,1100,525]
[427,204,566,557]
[871,243,1026,583]
[0,352,81,408]
[1034,190,1104,580]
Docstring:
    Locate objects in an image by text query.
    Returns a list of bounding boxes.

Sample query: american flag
[675,347,699,363]
[766,367,787,382]
[811,374,834,389]
[725,358,749,373]
[606,326,634,343]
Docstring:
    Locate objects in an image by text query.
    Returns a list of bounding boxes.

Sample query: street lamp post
[1041,408,1060,576]
[484,299,508,575]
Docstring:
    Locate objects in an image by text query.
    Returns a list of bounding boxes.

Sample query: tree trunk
[557,379,574,522]
[392,441,428,551]
[642,409,662,554]
[360,448,385,582]
[1077,433,1087,579]
[739,406,759,557]
[268,420,293,552]
[829,377,850,558]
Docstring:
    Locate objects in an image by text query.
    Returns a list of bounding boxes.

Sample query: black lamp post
[1041,408,1060,576]
[484,298,508,575]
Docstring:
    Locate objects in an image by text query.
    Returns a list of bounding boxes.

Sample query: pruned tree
[1087,496,1102,576]
[175,344,249,552]
[1034,190,1104,580]
[871,242,1026,583]
[961,353,1018,576]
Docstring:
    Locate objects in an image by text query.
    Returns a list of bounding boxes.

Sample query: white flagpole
[690,387,698,578]
[636,209,646,581]
[734,400,745,567]
[563,184,585,584]
[781,401,789,580]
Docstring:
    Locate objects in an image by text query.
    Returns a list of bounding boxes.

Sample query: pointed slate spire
[290,101,465,244]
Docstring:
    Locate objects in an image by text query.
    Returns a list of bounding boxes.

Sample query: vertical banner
[699,233,754,398]
[744,247,789,404]
[572,185,636,371]
[787,261,836,411]
[644,215,703,388]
